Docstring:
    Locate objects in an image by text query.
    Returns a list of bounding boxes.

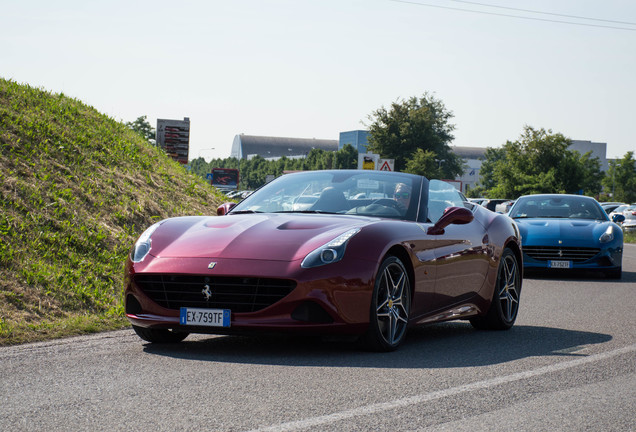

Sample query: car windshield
[510,196,608,221]
[229,170,423,221]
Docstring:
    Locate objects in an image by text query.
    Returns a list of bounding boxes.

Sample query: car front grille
[523,246,600,262]
[134,274,296,313]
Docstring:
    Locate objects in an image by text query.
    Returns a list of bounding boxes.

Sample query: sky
[2,0,635,161]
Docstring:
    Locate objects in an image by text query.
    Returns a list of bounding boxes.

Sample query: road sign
[378,159,394,171]
[358,153,380,170]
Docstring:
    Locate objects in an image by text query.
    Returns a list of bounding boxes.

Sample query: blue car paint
[509,194,623,272]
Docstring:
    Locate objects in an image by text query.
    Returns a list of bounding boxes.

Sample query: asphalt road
[2,245,635,431]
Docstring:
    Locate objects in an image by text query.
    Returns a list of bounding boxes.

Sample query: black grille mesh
[523,246,600,262]
[134,274,296,313]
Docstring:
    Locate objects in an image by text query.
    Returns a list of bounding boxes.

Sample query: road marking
[248,343,636,432]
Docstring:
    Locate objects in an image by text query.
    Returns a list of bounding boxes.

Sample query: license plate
[180,308,231,327]
[549,260,571,269]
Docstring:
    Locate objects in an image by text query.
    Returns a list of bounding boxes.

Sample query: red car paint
[125,170,522,350]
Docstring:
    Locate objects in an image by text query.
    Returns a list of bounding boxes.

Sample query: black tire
[606,267,622,279]
[361,256,411,352]
[470,248,521,330]
[132,325,189,343]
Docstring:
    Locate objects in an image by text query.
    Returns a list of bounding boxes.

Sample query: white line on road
[248,343,636,432]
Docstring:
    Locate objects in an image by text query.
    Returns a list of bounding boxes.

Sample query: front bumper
[522,245,623,270]
[124,256,376,335]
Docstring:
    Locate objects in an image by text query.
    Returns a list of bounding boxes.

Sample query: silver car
[619,205,636,232]
[609,204,630,220]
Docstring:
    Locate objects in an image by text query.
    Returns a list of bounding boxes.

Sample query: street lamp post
[436,159,445,176]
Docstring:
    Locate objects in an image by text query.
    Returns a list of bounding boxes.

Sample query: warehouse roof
[231,135,338,159]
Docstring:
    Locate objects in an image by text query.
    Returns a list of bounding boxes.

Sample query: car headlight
[599,225,614,243]
[301,228,360,268]
[131,222,163,262]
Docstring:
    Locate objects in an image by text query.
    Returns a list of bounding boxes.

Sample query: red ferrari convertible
[125,170,522,351]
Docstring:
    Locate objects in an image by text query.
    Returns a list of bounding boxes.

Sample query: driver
[394,183,412,213]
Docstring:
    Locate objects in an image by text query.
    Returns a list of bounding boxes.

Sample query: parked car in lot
[601,202,626,207]
[608,204,630,220]
[125,170,523,351]
[495,200,515,214]
[618,205,636,232]
[601,203,626,215]
[508,194,623,278]
[481,199,511,212]
[468,198,487,206]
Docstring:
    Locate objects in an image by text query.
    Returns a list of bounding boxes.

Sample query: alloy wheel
[375,260,410,346]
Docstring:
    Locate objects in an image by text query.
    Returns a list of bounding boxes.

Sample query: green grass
[624,231,636,244]
[0,78,226,345]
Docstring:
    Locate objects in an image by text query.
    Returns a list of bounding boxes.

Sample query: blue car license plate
[549,260,571,269]
[180,308,231,327]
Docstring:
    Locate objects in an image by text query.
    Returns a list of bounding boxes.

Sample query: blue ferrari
[508,194,623,279]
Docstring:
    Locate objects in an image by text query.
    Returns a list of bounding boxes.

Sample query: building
[451,146,487,194]
[230,135,338,160]
[569,140,609,171]
[339,130,370,153]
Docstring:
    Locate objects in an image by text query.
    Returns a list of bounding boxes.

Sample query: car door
[426,181,491,309]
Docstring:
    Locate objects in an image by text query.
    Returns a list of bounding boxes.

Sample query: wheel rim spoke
[376,298,389,313]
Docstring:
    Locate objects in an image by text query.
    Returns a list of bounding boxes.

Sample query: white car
[601,203,626,215]
[494,200,515,214]
[619,205,636,232]
[608,204,630,220]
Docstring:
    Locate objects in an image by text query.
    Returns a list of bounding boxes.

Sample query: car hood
[147,213,371,261]
[515,218,611,247]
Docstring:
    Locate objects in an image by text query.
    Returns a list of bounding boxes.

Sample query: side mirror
[217,202,237,216]
[612,214,625,223]
[427,206,474,235]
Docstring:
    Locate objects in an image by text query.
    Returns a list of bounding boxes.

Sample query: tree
[566,150,604,196]
[365,93,463,177]
[603,152,636,203]
[125,115,155,144]
[477,147,507,192]
[305,148,326,170]
[332,144,358,169]
[479,126,604,199]
[189,157,211,179]
[404,149,444,178]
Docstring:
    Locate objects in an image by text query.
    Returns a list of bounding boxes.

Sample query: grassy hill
[0,78,226,345]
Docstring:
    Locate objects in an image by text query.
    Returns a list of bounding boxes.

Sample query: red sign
[211,168,239,189]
